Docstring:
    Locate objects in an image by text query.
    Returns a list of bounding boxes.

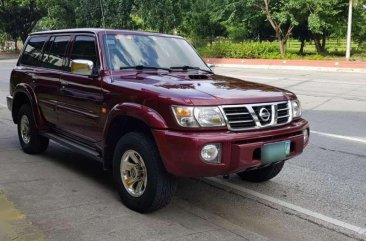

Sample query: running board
[42,132,102,162]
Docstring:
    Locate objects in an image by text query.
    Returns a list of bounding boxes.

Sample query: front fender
[103,102,168,139]
[12,84,45,128]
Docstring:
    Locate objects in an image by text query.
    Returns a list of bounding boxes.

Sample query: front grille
[222,106,256,129]
[221,101,292,131]
[277,102,291,124]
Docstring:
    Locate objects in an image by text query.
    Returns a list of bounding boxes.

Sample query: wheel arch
[12,85,43,128]
[102,103,168,170]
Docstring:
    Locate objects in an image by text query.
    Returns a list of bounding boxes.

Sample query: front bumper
[153,119,309,177]
[6,95,13,111]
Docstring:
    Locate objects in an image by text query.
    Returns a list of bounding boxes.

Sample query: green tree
[77,0,134,29]
[136,0,182,33]
[245,0,302,55]
[0,0,45,46]
[227,0,274,42]
[36,0,78,30]
[350,1,366,48]
[305,0,348,54]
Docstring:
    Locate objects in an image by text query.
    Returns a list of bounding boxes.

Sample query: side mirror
[71,59,94,76]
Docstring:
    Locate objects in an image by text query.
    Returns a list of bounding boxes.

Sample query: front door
[57,35,103,144]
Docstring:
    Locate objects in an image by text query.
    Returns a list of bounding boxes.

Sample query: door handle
[61,80,69,86]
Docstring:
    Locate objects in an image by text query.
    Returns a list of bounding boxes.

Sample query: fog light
[201,144,221,163]
[303,129,309,144]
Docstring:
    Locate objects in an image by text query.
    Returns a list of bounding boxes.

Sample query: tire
[237,162,285,183]
[17,104,49,154]
[113,132,177,213]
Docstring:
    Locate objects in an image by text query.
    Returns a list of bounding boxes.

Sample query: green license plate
[261,141,291,164]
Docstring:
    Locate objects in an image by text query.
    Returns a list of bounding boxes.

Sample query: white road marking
[205,177,366,236]
[311,130,366,144]
[0,103,7,108]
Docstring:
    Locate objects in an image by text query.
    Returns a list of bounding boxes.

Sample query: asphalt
[0,59,365,241]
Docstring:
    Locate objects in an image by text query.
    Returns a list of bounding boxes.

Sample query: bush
[0,33,6,48]
[197,41,335,60]
[198,41,279,59]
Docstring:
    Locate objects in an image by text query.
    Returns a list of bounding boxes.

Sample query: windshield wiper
[120,65,171,72]
[170,66,213,74]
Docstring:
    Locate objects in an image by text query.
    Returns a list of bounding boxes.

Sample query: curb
[211,63,366,73]
[0,57,17,62]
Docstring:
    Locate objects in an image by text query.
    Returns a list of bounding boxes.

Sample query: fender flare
[103,102,168,140]
[12,84,45,128]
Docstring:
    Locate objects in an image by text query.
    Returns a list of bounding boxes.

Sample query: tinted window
[19,36,48,67]
[42,35,71,70]
[69,36,98,70]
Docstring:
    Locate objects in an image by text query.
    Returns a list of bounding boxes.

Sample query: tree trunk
[299,39,305,55]
[277,33,286,55]
[321,33,327,52]
[313,35,325,55]
[14,39,18,51]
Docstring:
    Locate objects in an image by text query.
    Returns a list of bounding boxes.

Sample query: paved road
[0,59,365,241]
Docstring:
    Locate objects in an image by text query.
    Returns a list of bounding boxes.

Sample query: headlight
[172,106,226,128]
[291,100,302,118]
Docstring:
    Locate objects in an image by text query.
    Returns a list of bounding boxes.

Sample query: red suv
[7,29,309,212]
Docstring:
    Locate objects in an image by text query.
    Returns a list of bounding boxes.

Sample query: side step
[42,132,103,162]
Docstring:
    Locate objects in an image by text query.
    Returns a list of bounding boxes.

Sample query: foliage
[0,32,6,46]
[0,0,46,45]
[198,41,279,58]
[136,0,182,33]
[0,0,365,58]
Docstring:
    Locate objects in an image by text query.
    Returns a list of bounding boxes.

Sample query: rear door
[57,34,103,143]
[34,35,71,125]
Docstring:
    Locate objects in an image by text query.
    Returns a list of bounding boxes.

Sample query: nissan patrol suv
[7,29,309,213]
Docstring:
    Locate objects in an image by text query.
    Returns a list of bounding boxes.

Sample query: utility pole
[346,0,353,60]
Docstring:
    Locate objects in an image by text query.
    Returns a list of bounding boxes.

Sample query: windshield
[103,34,210,72]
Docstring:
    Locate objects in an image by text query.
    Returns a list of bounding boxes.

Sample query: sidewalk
[204,58,366,73]
[0,53,19,60]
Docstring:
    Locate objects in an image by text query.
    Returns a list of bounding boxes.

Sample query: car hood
[113,72,295,105]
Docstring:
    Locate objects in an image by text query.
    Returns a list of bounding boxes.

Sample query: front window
[103,34,210,72]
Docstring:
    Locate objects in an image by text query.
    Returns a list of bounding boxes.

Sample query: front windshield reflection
[103,34,210,72]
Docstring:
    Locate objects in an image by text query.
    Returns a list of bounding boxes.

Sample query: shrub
[198,41,279,59]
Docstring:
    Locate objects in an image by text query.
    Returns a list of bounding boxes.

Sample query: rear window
[42,35,71,71]
[19,36,48,67]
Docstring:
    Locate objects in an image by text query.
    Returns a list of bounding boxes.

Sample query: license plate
[261,141,291,164]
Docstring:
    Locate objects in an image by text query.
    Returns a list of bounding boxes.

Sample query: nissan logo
[259,108,271,122]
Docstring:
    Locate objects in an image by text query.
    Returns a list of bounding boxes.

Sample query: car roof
[30,28,183,39]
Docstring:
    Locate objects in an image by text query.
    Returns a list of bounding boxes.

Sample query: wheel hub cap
[120,150,147,197]
[20,115,30,144]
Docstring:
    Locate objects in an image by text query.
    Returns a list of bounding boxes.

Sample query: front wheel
[113,132,177,213]
[237,162,285,183]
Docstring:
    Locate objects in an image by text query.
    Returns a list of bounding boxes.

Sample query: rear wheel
[113,132,177,213]
[237,162,284,183]
[17,104,49,154]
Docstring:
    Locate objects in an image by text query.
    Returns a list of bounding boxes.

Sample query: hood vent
[188,74,209,80]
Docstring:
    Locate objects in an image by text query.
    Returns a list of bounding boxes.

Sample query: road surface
[0,59,365,241]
